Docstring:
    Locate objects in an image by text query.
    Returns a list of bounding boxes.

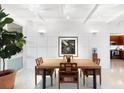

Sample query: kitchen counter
[110,49,124,59]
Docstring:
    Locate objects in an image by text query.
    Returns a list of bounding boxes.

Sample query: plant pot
[0,70,16,89]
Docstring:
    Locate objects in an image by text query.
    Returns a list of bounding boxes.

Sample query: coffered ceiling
[2,4,124,24]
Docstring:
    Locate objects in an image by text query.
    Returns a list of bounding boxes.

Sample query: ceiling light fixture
[90,30,99,34]
[38,29,46,34]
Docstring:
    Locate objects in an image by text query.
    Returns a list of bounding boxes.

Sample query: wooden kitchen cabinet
[110,35,124,45]
[120,36,124,45]
[110,36,120,45]
[120,50,124,59]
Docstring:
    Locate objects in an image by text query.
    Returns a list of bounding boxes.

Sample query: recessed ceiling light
[66,16,70,20]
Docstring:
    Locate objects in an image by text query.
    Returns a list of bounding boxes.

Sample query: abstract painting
[58,37,78,57]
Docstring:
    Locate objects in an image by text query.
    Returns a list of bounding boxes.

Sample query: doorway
[110,34,124,69]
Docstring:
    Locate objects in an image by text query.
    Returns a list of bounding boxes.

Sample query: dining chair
[63,54,73,62]
[35,57,55,86]
[82,58,101,86]
[58,63,79,89]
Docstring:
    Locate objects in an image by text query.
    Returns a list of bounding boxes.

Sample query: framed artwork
[58,36,78,57]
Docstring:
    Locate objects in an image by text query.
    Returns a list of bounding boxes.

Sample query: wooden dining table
[39,58,101,89]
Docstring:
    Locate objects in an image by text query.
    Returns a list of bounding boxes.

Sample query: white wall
[23,20,124,69]
[87,24,110,68]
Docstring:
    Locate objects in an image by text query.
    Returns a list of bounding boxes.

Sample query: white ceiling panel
[1,4,124,24]
[89,4,124,23]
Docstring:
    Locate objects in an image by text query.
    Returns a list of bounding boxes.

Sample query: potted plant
[0,9,26,89]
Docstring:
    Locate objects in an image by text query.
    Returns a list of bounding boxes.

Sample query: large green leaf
[0,8,26,63]
[0,9,9,21]
[3,17,14,24]
[16,39,25,48]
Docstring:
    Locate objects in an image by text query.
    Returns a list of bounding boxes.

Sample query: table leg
[42,69,46,89]
[93,69,96,89]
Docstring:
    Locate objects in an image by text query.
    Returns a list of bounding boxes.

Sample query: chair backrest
[59,63,78,85]
[35,57,43,66]
[94,58,100,65]
[60,63,77,72]
[63,54,73,62]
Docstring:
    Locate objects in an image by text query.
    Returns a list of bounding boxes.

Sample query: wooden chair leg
[50,74,53,86]
[35,69,37,86]
[100,69,101,85]
[80,70,82,77]
[86,72,88,77]
[77,82,79,89]
[59,83,60,89]
[83,72,85,86]
[35,75,37,86]
[58,74,60,89]
[58,79,60,89]
[54,70,56,78]
[99,75,101,85]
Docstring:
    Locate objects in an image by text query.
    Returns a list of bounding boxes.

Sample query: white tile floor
[14,59,124,89]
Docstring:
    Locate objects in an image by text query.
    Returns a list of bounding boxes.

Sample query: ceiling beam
[27,5,45,23]
[37,12,45,23]
[83,4,99,23]
[106,11,124,23]
[60,5,64,16]
[60,4,68,18]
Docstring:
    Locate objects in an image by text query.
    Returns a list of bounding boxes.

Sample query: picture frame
[58,36,78,57]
